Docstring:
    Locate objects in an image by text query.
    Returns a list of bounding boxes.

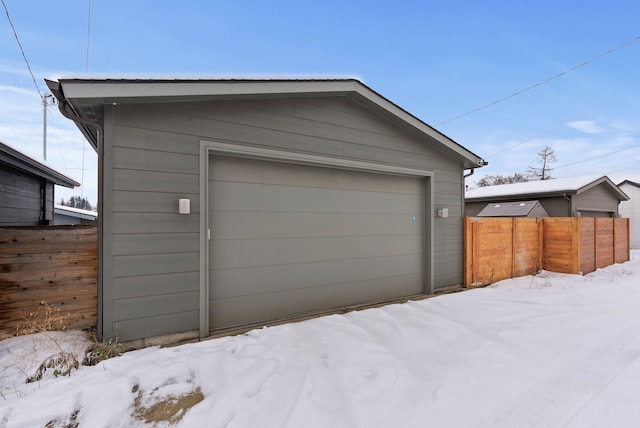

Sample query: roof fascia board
[466,191,573,202]
[58,79,360,101]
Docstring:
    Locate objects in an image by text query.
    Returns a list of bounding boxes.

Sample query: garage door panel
[210,254,423,299]
[212,211,422,240]
[208,154,426,330]
[210,181,423,214]
[211,154,423,195]
[210,273,423,329]
[210,234,422,269]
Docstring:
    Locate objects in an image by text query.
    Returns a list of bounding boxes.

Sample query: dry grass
[5,302,70,338]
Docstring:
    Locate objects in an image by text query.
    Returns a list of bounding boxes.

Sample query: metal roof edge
[618,179,640,189]
[0,141,79,188]
[576,176,629,201]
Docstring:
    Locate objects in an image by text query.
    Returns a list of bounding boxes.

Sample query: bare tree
[527,146,557,180]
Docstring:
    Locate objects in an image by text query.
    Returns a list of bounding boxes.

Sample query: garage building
[48,78,486,342]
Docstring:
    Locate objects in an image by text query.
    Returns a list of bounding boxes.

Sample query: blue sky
[1,0,639,205]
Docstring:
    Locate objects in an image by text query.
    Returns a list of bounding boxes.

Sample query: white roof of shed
[466,175,628,201]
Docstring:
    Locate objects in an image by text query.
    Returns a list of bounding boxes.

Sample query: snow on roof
[54,204,97,220]
[466,174,609,200]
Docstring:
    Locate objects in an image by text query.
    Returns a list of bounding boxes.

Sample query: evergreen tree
[63,196,93,210]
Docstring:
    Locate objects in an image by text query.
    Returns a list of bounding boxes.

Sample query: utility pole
[42,93,56,161]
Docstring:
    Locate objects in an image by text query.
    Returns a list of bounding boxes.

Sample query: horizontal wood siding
[0,165,42,226]
[434,168,464,288]
[105,96,466,341]
[0,226,97,334]
[574,184,621,216]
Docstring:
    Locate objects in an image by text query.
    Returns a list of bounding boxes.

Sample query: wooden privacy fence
[0,226,97,334]
[465,217,630,287]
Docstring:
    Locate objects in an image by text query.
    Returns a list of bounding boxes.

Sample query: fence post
[572,218,581,274]
[511,218,516,279]
[613,218,618,264]
[627,218,631,262]
[537,218,543,272]
[464,217,473,287]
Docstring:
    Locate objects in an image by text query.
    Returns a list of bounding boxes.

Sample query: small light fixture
[178,198,190,215]
[437,208,449,218]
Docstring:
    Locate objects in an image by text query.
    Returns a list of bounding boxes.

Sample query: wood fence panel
[614,218,630,264]
[542,218,576,274]
[470,218,513,286]
[580,218,596,274]
[466,217,630,287]
[512,218,543,278]
[0,226,97,334]
[464,218,542,287]
[595,218,614,269]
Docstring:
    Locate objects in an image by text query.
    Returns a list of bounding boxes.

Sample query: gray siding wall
[0,164,48,226]
[619,183,640,248]
[464,201,486,217]
[538,197,571,217]
[572,184,621,216]
[102,96,467,341]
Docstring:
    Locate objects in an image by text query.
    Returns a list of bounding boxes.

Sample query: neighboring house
[54,204,97,225]
[618,180,640,249]
[0,141,79,226]
[476,200,549,217]
[47,78,487,343]
[466,175,628,218]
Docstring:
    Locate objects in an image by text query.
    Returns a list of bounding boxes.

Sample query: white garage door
[208,154,426,330]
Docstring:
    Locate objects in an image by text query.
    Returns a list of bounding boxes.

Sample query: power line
[437,34,640,126]
[555,144,640,170]
[1,0,42,98]
[488,125,558,157]
[488,100,603,158]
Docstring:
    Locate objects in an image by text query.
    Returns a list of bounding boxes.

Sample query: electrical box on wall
[438,208,449,218]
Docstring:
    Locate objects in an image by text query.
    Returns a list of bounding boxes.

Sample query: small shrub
[27,352,79,383]
[82,331,122,366]
[46,409,80,428]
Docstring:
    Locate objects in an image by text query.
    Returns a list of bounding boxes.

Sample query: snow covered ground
[2,253,640,427]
